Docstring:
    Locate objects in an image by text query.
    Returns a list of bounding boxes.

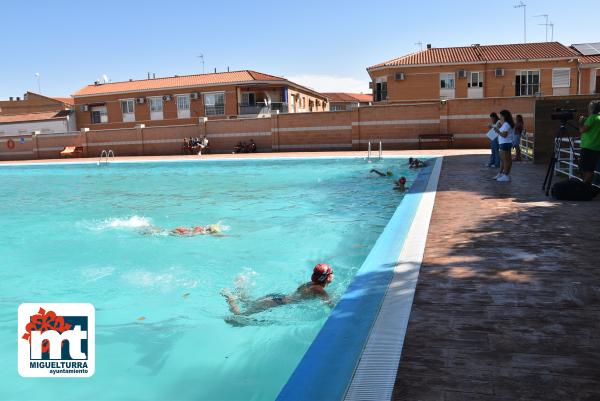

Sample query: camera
[551,107,577,121]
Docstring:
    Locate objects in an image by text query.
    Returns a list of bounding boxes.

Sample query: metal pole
[368,142,371,160]
[514,2,526,43]
[379,141,382,159]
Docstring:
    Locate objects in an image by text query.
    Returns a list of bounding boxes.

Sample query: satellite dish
[102,74,109,83]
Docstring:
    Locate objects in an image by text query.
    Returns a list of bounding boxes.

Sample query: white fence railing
[555,137,600,188]
[519,132,534,161]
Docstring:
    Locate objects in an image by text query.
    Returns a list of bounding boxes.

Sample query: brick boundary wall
[0,96,541,160]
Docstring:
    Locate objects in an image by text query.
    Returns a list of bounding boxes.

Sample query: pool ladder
[367,141,383,161]
[98,149,115,165]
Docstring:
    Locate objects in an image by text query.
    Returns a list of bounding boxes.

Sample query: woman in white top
[493,109,515,182]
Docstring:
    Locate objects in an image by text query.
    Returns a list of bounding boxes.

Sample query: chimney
[16,97,20,101]
[426,44,432,50]
[129,79,133,81]
[147,72,150,79]
[9,97,13,101]
[153,73,156,79]
[214,67,217,73]
[227,66,230,72]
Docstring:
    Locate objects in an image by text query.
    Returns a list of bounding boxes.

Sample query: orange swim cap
[311,263,333,283]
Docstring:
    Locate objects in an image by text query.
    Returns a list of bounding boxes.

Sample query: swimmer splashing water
[221,264,334,316]
[142,223,224,236]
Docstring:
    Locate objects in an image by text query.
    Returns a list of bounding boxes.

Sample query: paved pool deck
[3,150,598,400]
[392,153,600,401]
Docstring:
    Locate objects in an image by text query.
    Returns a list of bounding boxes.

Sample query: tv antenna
[534,14,549,41]
[102,74,109,84]
[197,54,205,74]
[415,41,423,51]
[34,72,41,94]
[513,1,526,43]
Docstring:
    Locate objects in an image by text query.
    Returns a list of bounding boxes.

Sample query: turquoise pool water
[0,158,418,401]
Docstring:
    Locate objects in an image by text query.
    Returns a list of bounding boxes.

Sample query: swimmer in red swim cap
[394,176,408,192]
[221,263,335,316]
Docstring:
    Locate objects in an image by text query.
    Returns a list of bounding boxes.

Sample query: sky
[0,0,597,99]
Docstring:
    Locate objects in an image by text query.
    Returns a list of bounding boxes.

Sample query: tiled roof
[51,97,74,105]
[368,42,577,69]
[74,70,286,97]
[323,93,373,102]
[0,110,67,123]
[579,55,600,64]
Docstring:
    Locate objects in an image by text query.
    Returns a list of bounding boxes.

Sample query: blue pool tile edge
[275,159,439,401]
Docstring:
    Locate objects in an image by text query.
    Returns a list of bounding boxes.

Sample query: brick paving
[392,154,600,401]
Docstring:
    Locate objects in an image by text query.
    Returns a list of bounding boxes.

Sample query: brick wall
[1,96,548,161]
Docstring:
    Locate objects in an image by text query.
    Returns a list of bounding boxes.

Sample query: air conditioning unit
[190,92,199,100]
[80,105,89,112]
[136,97,145,104]
[395,72,405,81]
[495,68,505,77]
[162,95,172,101]
[458,70,467,78]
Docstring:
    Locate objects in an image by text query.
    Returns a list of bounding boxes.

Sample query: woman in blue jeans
[487,112,501,168]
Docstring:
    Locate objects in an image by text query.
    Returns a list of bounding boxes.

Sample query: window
[241,92,256,106]
[121,99,134,114]
[91,106,108,124]
[440,73,455,89]
[515,70,540,96]
[177,95,190,111]
[149,97,163,112]
[375,80,387,102]
[331,105,346,111]
[468,72,483,88]
[204,92,225,115]
[552,68,570,88]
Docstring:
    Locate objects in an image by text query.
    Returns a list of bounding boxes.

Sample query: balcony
[239,102,288,115]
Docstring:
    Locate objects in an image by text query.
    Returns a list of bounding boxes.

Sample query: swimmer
[141,223,223,236]
[408,157,426,168]
[394,176,408,191]
[370,169,393,177]
[170,224,222,236]
[221,263,334,316]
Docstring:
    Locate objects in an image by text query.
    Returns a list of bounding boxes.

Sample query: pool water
[0,158,418,401]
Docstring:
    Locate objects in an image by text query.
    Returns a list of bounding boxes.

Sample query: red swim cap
[399,177,407,184]
[311,263,333,283]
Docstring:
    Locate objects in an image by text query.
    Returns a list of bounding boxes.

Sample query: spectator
[493,109,515,182]
[578,100,600,184]
[487,112,501,168]
[248,139,257,153]
[513,115,524,161]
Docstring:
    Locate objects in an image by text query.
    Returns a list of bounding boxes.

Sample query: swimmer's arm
[311,286,335,307]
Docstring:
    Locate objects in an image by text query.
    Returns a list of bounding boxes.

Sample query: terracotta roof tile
[0,110,67,123]
[74,70,285,97]
[51,97,74,105]
[579,55,600,64]
[323,93,373,102]
[368,42,577,69]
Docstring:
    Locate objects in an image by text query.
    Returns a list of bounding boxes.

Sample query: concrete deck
[393,154,600,401]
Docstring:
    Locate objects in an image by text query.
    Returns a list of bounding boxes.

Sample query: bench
[418,134,454,149]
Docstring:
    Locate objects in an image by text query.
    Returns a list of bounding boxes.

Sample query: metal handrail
[378,141,382,159]
[519,132,534,161]
[98,149,114,165]
[554,137,600,188]
[367,142,372,161]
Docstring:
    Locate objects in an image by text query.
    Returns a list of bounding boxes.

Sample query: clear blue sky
[1,0,597,99]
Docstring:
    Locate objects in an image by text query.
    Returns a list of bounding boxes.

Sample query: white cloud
[286,74,370,94]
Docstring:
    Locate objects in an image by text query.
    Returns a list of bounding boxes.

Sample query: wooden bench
[60,146,84,158]
[418,134,454,149]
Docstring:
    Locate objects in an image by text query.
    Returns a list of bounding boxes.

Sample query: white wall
[0,116,74,137]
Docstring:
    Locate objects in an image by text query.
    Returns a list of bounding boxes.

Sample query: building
[571,42,600,95]
[0,110,76,137]
[323,93,372,111]
[0,92,73,115]
[367,42,581,102]
[72,70,329,130]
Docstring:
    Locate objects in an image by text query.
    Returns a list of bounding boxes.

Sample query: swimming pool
[0,157,432,401]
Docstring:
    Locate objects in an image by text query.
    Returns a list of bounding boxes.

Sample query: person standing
[513,114,524,161]
[493,110,515,182]
[578,100,600,184]
[487,112,501,168]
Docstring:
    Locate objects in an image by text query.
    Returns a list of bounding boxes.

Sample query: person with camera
[578,100,600,184]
